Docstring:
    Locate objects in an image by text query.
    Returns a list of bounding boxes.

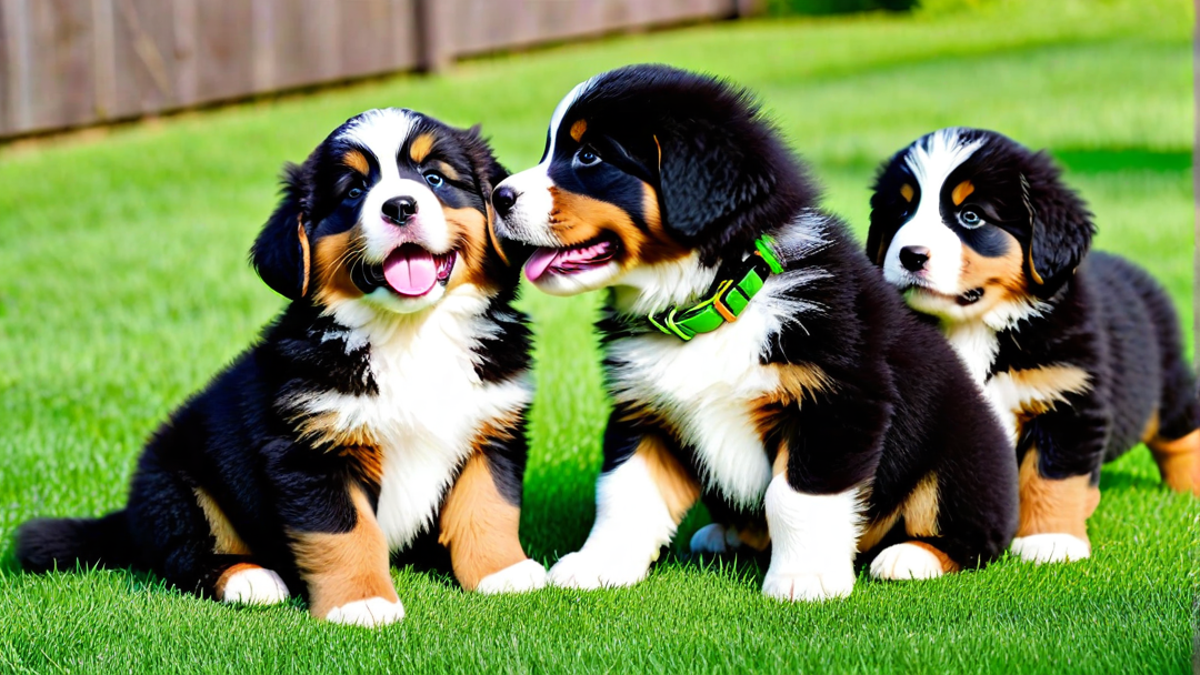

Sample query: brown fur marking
[636,434,701,523]
[900,183,914,203]
[312,230,365,308]
[903,472,940,538]
[342,149,369,176]
[297,216,311,298]
[908,541,961,573]
[1003,365,1092,421]
[548,187,690,267]
[194,488,251,556]
[958,227,1030,316]
[214,562,265,598]
[751,363,835,438]
[858,510,901,553]
[1016,448,1092,544]
[409,133,435,163]
[290,485,397,619]
[443,206,494,292]
[438,451,528,591]
[570,119,587,142]
[951,180,974,206]
[1147,428,1200,495]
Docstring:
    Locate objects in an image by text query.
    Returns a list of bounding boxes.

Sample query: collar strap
[646,235,784,341]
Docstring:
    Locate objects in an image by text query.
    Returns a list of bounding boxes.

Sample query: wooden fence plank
[1,0,742,138]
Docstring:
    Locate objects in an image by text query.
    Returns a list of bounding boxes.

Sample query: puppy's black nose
[382,196,418,225]
[493,186,517,217]
[899,245,930,272]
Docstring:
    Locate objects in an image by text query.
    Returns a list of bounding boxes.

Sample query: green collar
[645,235,784,341]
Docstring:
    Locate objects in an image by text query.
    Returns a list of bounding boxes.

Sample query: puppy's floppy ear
[251,161,314,300]
[649,75,815,259]
[1019,152,1095,299]
[459,124,527,268]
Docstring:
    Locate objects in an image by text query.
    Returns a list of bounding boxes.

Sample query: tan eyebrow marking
[409,133,435,163]
[342,150,369,176]
[952,180,975,206]
[570,119,587,142]
[431,160,459,181]
[900,183,914,203]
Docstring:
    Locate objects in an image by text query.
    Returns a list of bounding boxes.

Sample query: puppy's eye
[424,171,445,188]
[347,186,364,200]
[959,209,983,228]
[576,146,601,167]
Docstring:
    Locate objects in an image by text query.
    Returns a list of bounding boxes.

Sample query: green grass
[0,0,1195,672]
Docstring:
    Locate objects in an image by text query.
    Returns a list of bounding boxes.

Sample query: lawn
[0,0,1195,673]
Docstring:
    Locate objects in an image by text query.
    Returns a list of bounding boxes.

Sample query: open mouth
[352,244,456,297]
[523,234,620,283]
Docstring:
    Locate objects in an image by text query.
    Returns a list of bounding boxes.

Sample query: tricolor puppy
[17,108,545,627]
[492,64,1018,600]
[868,127,1200,563]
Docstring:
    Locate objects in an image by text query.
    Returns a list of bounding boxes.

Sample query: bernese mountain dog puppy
[16,108,546,627]
[867,127,1200,563]
[490,64,1018,600]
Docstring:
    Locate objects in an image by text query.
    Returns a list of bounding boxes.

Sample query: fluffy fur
[492,64,1018,600]
[868,127,1200,562]
[16,109,545,626]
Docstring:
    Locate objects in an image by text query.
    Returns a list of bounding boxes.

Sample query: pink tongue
[383,247,438,296]
[525,247,564,282]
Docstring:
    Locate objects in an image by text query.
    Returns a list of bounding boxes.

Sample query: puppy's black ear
[251,161,313,300]
[1020,152,1094,299]
[459,125,526,268]
[650,75,815,259]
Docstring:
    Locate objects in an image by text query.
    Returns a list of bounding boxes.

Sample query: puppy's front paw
[1011,533,1090,563]
[869,542,947,581]
[689,523,742,555]
[476,558,548,595]
[762,568,855,602]
[548,550,649,590]
[325,597,405,628]
[218,565,290,606]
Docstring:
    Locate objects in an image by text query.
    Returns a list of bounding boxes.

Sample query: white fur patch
[219,567,290,605]
[1011,533,1090,563]
[294,287,531,552]
[944,321,1002,387]
[325,596,406,627]
[475,558,548,594]
[548,454,677,589]
[688,522,743,555]
[883,128,983,296]
[761,475,863,602]
[869,542,946,581]
[602,216,830,509]
[493,78,595,249]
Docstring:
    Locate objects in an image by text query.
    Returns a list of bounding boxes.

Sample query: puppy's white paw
[325,597,405,628]
[869,543,946,581]
[689,523,742,555]
[1011,533,1090,564]
[476,559,548,595]
[219,566,290,606]
[548,550,649,590]
[762,568,855,602]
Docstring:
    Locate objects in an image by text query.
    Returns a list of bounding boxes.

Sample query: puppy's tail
[15,510,135,573]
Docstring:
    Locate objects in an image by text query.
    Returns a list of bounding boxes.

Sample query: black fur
[16,109,535,610]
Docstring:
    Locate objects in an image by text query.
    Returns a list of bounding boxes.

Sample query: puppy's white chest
[607,306,779,509]
[302,310,530,551]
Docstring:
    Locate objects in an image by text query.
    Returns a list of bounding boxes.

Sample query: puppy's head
[867,127,1094,324]
[251,108,512,317]
[491,64,815,296]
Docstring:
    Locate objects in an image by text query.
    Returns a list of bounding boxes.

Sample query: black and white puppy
[868,127,1200,563]
[17,109,545,627]
[492,65,1018,600]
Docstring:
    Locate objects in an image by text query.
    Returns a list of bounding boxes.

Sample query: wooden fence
[0,0,753,139]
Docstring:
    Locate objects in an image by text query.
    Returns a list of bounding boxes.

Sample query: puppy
[17,108,546,627]
[491,64,1018,600]
[867,127,1200,563]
